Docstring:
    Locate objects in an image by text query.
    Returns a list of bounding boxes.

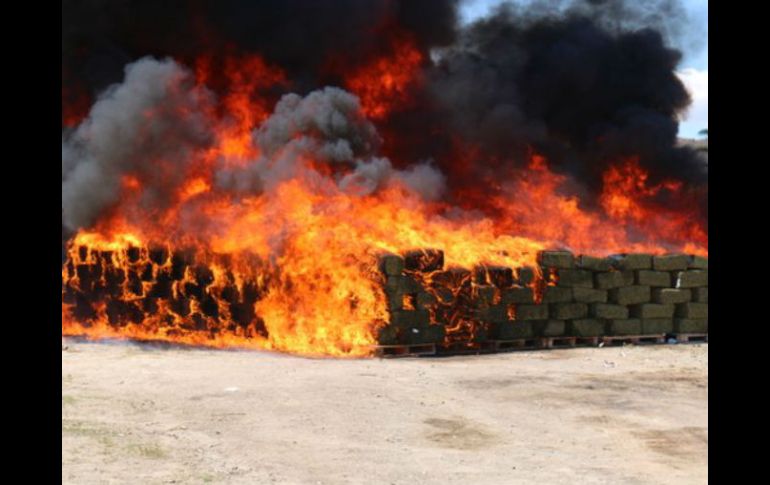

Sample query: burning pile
[374,249,707,352]
[62,0,707,356]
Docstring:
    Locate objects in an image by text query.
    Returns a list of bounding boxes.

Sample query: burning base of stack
[62,243,707,357]
[375,250,707,356]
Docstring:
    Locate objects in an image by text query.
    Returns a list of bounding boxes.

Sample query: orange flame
[62,53,707,357]
[346,35,423,119]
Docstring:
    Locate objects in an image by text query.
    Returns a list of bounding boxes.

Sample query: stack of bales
[539,251,708,338]
[376,250,708,347]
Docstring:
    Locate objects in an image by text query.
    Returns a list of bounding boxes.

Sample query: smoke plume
[61,58,214,229]
[417,1,707,200]
[61,60,447,230]
[62,0,707,232]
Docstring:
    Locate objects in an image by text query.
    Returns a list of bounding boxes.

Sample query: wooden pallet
[436,341,486,355]
[374,331,694,357]
[600,334,666,346]
[574,336,600,347]
[541,336,605,348]
[541,336,576,349]
[484,338,543,352]
[670,333,708,344]
[374,343,437,358]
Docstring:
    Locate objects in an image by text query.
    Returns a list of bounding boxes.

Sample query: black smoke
[386,1,707,216]
[63,0,707,229]
[62,0,459,113]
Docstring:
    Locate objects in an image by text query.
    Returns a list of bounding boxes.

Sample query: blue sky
[459,0,708,138]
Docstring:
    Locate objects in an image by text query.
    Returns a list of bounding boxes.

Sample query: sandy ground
[62,339,707,485]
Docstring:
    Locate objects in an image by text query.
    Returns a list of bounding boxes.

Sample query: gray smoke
[219,86,446,200]
[62,62,446,231]
[61,57,214,230]
[393,162,447,200]
[338,157,446,200]
[256,87,380,161]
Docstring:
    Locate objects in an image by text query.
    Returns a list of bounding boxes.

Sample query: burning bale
[370,249,707,350]
[63,243,708,355]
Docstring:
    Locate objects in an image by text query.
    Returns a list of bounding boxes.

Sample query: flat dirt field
[62,339,707,484]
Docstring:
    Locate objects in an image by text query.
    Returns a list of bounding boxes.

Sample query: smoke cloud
[62,61,447,230]
[62,0,459,110]
[256,87,380,163]
[61,58,214,230]
[62,0,707,231]
[423,1,707,190]
[237,86,446,199]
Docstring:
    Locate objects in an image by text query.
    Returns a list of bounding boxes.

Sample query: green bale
[556,269,594,288]
[474,285,498,307]
[538,250,575,269]
[472,325,489,343]
[691,287,708,303]
[652,288,692,304]
[595,270,634,289]
[377,325,398,345]
[532,320,566,337]
[386,291,404,311]
[674,318,708,334]
[569,319,605,337]
[509,321,534,339]
[424,324,446,344]
[550,302,588,320]
[385,275,422,295]
[607,319,642,335]
[688,255,708,269]
[515,304,549,320]
[675,302,708,319]
[609,253,652,270]
[672,270,708,288]
[652,254,690,271]
[541,286,573,303]
[572,287,608,303]
[378,254,405,276]
[501,286,534,304]
[475,305,508,323]
[577,255,613,271]
[608,286,651,305]
[590,303,629,319]
[400,326,430,345]
[641,318,673,334]
[474,266,514,288]
[390,309,430,328]
[488,321,534,340]
[516,266,536,285]
[629,303,675,319]
[635,270,672,287]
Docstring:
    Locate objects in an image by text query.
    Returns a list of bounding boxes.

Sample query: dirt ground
[62,339,707,484]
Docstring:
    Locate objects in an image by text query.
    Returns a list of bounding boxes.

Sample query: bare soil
[62,339,707,484]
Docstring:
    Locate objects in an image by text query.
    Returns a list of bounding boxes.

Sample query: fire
[62,52,707,357]
[121,175,141,191]
[195,52,286,160]
[180,177,211,200]
[483,155,708,257]
[601,158,681,220]
[599,158,707,255]
[346,35,423,119]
